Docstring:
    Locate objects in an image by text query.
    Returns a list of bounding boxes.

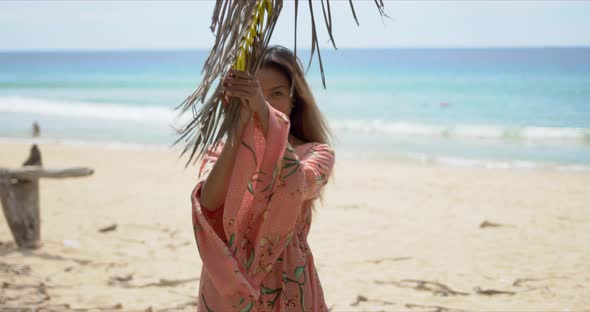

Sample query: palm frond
[291,0,299,99]
[305,0,326,89]
[174,0,387,166]
[348,0,359,26]
[320,0,336,49]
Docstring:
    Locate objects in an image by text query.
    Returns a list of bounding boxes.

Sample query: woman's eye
[272,91,283,97]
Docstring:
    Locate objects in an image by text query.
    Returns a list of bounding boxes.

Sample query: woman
[191,45,335,312]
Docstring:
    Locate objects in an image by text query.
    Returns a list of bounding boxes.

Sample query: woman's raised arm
[199,116,248,212]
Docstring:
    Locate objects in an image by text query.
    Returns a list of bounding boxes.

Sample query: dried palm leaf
[174,0,387,166]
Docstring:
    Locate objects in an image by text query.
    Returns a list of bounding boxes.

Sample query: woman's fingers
[221,94,230,109]
[223,81,256,98]
[224,76,255,88]
[225,85,255,95]
[225,90,252,100]
[225,90,258,112]
[224,69,261,113]
[230,69,252,79]
[228,70,258,85]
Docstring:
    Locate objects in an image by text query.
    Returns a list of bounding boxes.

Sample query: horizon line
[1,45,590,53]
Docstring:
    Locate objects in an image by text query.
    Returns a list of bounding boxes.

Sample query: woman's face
[255,66,293,117]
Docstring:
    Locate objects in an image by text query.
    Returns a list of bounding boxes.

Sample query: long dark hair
[260,45,335,213]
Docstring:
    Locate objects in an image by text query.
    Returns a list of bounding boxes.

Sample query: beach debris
[141,277,199,288]
[512,277,562,287]
[513,277,541,287]
[473,286,516,296]
[1,145,94,249]
[2,281,48,290]
[144,301,197,312]
[115,277,200,288]
[510,277,564,295]
[375,279,469,296]
[74,259,92,266]
[1,281,51,306]
[81,303,123,310]
[0,262,31,275]
[62,239,80,249]
[98,223,117,233]
[111,273,133,282]
[405,303,469,312]
[350,294,394,307]
[108,273,134,286]
[22,144,42,166]
[368,256,412,264]
[350,295,368,306]
[479,220,514,228]
[9,303,124,311]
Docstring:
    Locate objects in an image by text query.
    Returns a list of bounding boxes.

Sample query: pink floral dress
[191,104,335,312]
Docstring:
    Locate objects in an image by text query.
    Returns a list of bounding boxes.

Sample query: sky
[1,1,589,51]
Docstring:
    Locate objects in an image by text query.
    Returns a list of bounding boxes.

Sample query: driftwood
[0,167,93,180]
[0,145,93,249]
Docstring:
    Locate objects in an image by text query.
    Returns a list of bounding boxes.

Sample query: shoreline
[2,137,590,174]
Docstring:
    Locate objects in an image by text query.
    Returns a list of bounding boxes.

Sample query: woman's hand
[222,69,267,124]
[222,92,252,129]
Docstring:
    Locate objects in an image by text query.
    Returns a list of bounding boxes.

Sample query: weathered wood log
[0,167,94,180]
[0,145,93,249]
[0,176,41,249]
[22,144,42,166]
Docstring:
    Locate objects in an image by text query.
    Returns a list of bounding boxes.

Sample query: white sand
[1,141,589,311]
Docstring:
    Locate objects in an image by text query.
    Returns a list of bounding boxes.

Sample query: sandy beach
[1,141,589,311]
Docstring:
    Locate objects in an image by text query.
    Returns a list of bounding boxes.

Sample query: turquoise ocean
[1,48,589,171]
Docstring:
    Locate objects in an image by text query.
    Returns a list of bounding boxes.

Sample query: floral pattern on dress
[191,104,335,312]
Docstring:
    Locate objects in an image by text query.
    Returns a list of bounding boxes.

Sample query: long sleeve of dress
[191,103,335,311]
